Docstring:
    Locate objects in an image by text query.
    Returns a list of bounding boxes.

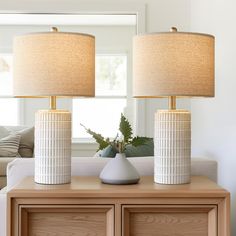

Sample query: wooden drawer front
[18,205,114,236]
[122,205,217,236]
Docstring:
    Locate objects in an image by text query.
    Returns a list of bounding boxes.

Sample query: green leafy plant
[81,113,149,153]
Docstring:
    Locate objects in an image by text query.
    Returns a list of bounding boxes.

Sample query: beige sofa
[0,126,34,189]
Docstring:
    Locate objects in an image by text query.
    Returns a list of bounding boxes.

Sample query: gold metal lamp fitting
[48,26,59,110]
[167,26,178,110]
[168,96,176,110]
[50,96,57,110]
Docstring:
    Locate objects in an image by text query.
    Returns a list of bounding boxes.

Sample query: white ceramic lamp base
[154,110,191,184]
[34,110,72,185]
[100,153,140,185]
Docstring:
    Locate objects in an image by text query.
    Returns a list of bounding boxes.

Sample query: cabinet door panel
[19,205,114,236]
[122,205,217,236]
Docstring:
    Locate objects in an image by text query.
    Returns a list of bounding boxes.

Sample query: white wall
[0,0,191,156]
[191,0,236,234]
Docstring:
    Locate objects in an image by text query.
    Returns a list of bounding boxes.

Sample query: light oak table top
[8,176,229,198]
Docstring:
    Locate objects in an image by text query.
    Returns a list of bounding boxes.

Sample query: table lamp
[13,27,95,184]
[133,27,214,184]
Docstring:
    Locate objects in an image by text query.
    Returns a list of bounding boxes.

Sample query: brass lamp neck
[50,96,57,110]
[168,96,176,110]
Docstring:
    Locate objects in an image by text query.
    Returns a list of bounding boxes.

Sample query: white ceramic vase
[100,153,140,185]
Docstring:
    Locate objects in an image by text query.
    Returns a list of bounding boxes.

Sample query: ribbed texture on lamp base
[34,110,71,184]
[154,110,191,184]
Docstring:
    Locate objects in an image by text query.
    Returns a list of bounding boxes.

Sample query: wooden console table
[7,176,230,236]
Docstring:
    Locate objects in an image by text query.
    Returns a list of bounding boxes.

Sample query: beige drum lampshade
[133,31,215,97]
[13,31,95,97]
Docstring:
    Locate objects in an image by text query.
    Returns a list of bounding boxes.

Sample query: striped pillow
[0,133,21,157]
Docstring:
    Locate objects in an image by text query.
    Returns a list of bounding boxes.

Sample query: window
[0,54,19,125]
[73,54,127,140]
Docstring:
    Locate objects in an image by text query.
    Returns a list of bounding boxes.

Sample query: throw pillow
[0,133,21,157]
[17,127,34,157]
